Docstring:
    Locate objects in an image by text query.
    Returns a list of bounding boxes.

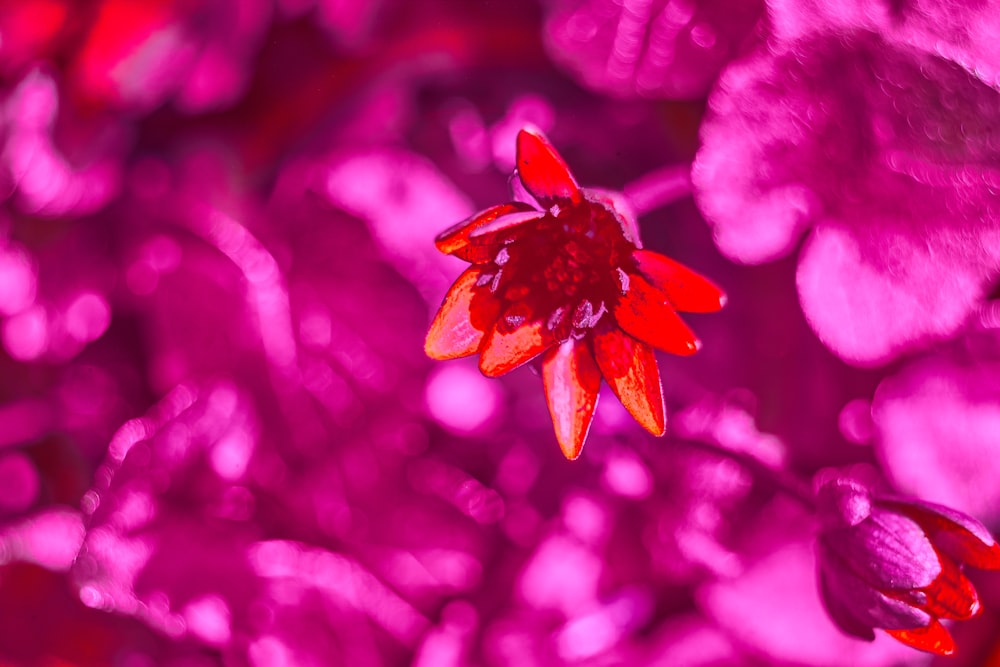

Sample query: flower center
[489,199,635,341]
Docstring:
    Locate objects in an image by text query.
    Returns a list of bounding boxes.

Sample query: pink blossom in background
[767,0,1000,87]
[0,0,999,664]
[67,0,272,113]
[4,69,124,217]
[693,0,1000,366]
[543,0,764,99]
[872,329,1000,525]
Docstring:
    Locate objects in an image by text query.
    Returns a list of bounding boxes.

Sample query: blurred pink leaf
[694,32,1000,365]
[544,0,763,99]
[873,331,1000,525]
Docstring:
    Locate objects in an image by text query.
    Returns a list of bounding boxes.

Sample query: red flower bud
[816,478,1000,655]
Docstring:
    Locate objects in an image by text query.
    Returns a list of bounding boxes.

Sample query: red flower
[817,478,1000,656]
[425,127,725,459]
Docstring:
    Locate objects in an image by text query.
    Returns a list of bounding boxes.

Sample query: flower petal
[822,509,940,592]
[591,326,665,436]
[885,619,956,657]
[516,127,581,207]
[479,315,555,377]
[632,249,727,313]
[613,272,701,356]
[818,542,931,631]
[468,211,546,240]
[910,553,980,621]
[425,268,501,360]
[541,339,601,460]
[881,499,1000,571]
[818,565,876,641]
[435,203,538,262]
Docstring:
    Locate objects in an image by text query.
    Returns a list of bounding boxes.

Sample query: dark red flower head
[816,477,1000,656]
[425,127,725,459]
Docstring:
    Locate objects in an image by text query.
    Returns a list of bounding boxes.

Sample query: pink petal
[872,345,1000,526]
[797,221,989,366]
[768,0,1000,89]
[817,567,876,641]
[613,271,700,356]
[821,509,940,593]
[695,35,1000,364]
[591,326,665,436]
[515,127,581,207]
[818,544,930,631]
[541,340,601,460]
[425,268,501,360]
[882,499,1000,571]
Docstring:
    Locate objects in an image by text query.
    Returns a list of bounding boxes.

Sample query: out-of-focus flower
[68,0,271,113]
[542,0,764,100]
[3,69,124,217]
[426,127,725,459]
[0,0,70,75]
[767,0,1000,89]
[692,4,1000,366]
[673,393,786,469]
[702,534,918,667]
[815,477,1000,655]
[0,561,221,667]
[275,0,388,49]
[871,329,1000,525]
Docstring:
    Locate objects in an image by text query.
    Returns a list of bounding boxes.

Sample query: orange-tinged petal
[916,553,980,621]
[591,326,665,436]
[468,210,546,240]
[633,249,726,313]
[425,268,500,360]
[886,619,956,656]
[435,203,537,262]
[542,340,601,460]
[614,272,701,356]
[479,315,555,377]
[516,127,581,206]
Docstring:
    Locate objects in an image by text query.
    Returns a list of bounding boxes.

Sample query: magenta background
[2,0,1000,665]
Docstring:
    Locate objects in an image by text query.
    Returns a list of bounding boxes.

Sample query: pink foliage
[0,0,998,663]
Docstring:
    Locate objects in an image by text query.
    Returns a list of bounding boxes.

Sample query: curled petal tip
[886,620,956,656]
[883,499,1000,571]
[517,124,541,138]
[435,203,538,262]
[632,249,726,313]
[515,126,581,205]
